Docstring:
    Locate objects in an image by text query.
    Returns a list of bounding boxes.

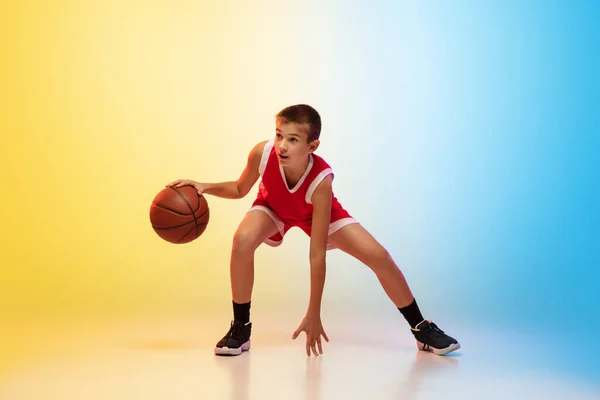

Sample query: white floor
[1,315,598,400]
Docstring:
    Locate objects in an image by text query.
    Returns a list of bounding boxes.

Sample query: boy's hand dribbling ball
[149,183,209,244]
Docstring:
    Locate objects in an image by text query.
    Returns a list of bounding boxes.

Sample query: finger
[166,180,179,187]
[317,337,323,354]
[307,335,315,357]
[306,341,311,357]
[322,330,329,342]
[311,342,318,357]
[292,327,302,340]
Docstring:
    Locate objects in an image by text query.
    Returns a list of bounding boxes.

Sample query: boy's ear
[309,139,320,153]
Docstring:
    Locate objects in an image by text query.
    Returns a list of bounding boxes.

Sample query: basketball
[149,185,210,244]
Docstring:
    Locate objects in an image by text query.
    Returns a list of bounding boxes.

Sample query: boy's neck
[281,155,311,183]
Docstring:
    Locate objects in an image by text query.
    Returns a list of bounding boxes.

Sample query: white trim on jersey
[246,208,360,249]
[328,217,358,236]
[264,238,283,247]
[305,168,334,204]
[325,218,360,250]
[248,205,285,237]
[258,139,274,176]
[280,154,313,193]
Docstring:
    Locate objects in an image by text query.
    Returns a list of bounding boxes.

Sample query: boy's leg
[230,209,280,305]
[327,223,460,355]
[215,209,280,356]
[327,223,415,309]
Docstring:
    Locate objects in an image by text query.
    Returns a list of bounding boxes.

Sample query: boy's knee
[232,229,260,253]
[368,246,392,268]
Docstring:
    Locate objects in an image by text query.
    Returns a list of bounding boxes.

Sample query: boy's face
[274,120,319,167]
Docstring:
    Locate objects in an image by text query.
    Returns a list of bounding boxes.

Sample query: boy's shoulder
[311,152,332,169]
[253,140,270,152]
[247,140,270,160]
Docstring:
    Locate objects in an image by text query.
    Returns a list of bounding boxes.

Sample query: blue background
[307,0,600,382]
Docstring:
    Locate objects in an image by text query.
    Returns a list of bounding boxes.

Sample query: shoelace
[429,322,445,333]
[226,322,245,339]
[423,322,447,340]
[418,323,450,351]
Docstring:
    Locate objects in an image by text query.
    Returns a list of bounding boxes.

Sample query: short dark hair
[275,104,322,142]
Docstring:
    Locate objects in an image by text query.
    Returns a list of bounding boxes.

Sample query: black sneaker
[411,320,460,355]
[214,320,252,356]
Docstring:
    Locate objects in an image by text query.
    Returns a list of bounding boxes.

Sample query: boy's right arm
[204,140,266,198]
[167,141,267,199]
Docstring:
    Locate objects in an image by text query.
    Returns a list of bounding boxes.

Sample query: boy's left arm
[307,175,332,316]
[292,175,332,356]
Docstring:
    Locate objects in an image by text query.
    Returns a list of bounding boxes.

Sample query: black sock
[233,301,250,323]
[398,298,425,328]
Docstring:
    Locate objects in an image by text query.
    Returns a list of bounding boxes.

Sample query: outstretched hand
[293,315,329,356]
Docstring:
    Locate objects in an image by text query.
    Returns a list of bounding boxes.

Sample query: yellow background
[1,1,359,371]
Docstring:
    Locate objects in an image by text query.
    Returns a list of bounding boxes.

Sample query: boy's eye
[290,138,297,142]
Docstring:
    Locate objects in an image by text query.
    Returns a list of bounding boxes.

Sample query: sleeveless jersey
[250,139,353,242]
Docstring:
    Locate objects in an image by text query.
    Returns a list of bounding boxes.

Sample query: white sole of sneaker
[417,340,460,356]
[214,340,250,356]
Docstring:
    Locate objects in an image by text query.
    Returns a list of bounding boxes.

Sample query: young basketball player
[168,104,460,357]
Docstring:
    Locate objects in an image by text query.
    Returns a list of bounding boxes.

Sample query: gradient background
[1,0,598,387]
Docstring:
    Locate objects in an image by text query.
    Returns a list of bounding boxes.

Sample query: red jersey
[250,139,356,247]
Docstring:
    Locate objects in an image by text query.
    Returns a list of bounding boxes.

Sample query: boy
[168,104,460,357]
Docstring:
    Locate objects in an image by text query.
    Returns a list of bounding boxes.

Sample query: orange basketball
[149,185,210,244]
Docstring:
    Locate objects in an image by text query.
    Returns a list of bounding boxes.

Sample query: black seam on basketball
[152,204,209,221]
[176,224,199,243]
[196,207,208,220]
[153,219,197,230]
[153,203,194,216]
[169,187,201,239]
[154,222,207,230]
[169,187,201,212]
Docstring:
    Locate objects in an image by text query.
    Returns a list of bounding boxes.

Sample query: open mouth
[278,154,289,159]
